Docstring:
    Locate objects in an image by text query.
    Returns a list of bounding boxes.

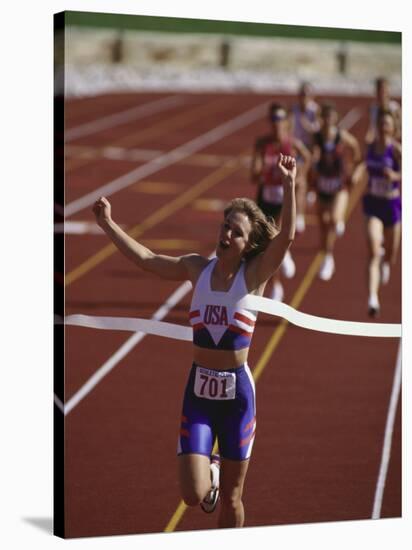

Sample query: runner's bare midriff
[193,345,249,370]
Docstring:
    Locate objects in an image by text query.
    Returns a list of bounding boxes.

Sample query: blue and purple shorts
[177,363,256,461]
[362,194,402,228]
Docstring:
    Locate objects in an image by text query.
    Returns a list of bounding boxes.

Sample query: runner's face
[377,81,389,104]
[270,109,288,136]
[322,109,337,127]
[378,114,395,138]
[217,211,253,259]
[299,86,311,106]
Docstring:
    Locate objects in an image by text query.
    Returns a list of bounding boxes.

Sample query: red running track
[61,91,401,538]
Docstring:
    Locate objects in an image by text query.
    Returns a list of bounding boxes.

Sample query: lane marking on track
[64,101,267,217]
[192,198,226,211]
[54,221,104,234]
[100,146,163,161]
[54,394,65,413]
[371,341,402,519]
[141,239,201,250]
[54,217,200,251]
[164,500,187,533]
[66,145,238,169]
[66,95,186,141]
[66,145,163,161]
[65,97,236,173]
[338,107,364,130]
[132,181,185,194]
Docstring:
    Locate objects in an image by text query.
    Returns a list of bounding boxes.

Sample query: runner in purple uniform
[362,109,401,316]
[93,155,297,528]
[290,82,320,233]
[365,77,401,144]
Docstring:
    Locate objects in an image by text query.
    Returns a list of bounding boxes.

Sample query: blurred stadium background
[56,11,401,97]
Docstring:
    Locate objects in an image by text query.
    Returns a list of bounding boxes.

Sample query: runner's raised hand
[93,196,112,227]
[277,154,297,185]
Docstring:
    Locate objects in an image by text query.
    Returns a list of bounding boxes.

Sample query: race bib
[317,176,342,194]
[369,177,393,198]
[262,185,284,204]
[194,367,236,400]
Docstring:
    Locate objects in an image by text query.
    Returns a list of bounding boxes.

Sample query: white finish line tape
[64,314,192,341]
[241,296,401,338]
[63,295,400,338]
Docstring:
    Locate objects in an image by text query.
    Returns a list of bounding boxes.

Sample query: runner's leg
[218,458,250,528]
[383,222,401,265]
[178,366,215,506]
[296,165,308,232]
[366,216,384,298]
[318,199,331,253]
[178,454,213,506]
[332,188,349,231]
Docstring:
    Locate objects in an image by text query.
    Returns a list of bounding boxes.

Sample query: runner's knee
[220,486,243,510]
[367,237,382,259]
[180,480,210,507]
[180,466,211,506]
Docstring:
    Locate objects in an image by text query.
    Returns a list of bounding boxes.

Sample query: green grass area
[63,11,400,44]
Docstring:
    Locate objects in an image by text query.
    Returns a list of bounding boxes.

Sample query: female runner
[251,102,310,301]
[362,109,401,316]
[290,82,320,233]
[93,154,297,528]
[365,77,401,144]
[312,102,361,281]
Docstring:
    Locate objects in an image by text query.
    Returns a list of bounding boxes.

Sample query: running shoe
[306,190,316,206]
[281,250,296,279]
[318,254,335,281]
[200,455,220,513]
[269,281,284,302]
[296,214,306,234]
[381,262,391,285]
[368,294,380,317]
[335,221,345,237]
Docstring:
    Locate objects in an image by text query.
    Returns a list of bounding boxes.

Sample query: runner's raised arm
[92,197,205,282]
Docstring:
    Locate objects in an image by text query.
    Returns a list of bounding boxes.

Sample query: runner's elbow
[137,249,157,271]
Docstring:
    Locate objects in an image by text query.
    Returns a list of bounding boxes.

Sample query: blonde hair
[223,197,279,261]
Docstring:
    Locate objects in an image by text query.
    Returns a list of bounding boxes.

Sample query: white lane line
[371,340,402,519]
[338,107,363,130]
[54,394,65,413]
[63,280,192,416]
[54,221,104,234]
[66,95,185,141]
[64,101,268,217]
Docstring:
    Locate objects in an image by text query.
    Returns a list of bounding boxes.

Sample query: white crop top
[189,258,257,351]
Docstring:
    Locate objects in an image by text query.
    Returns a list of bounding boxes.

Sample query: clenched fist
[93,196,112,227]
[277,154,297,186]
